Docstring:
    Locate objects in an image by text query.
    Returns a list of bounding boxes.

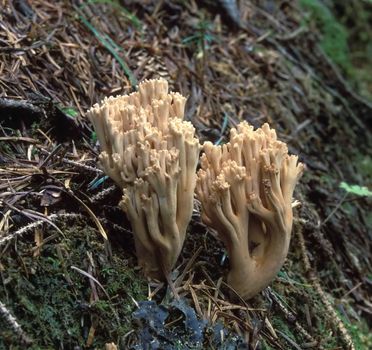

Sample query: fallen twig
[0,213,82,247]
[0,97,43,115]
[296,222,356,350]
[0,300,33,346]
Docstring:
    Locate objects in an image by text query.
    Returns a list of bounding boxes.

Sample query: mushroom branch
[86,79,200,280]
[196,121,304,299]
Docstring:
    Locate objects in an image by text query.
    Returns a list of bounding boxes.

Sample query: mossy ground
[265,229,372,350]
[0,220,147,349]
[299,0,372,100]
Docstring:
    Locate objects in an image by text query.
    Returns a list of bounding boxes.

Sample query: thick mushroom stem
[196,121,304,299]
[226,220,291,300]
[87,79,200,280]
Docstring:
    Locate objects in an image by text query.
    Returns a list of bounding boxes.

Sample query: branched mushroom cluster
[87,78,304,300]
[87,79,200,280]
[196,122,304,299]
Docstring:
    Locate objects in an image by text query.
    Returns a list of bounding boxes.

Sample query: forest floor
[0,1,371,349]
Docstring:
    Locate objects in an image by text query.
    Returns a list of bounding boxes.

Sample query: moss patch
[299,0,352,75]
[0,220,147,349]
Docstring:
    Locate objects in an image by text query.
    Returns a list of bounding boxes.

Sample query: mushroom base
[134,236,184,281]
[227,230,291,300]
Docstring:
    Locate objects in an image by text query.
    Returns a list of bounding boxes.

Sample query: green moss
[0,221,147,349]
[299,0,353,75]
[339,313,372,350]
[261,340,275,350]
[271,315,301,345]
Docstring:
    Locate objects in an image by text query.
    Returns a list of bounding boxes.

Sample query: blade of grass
[74,5,137,88]
[41,184,108,241]
[69,191,108,240]
[215,112,230,145]
[83,0,142,30]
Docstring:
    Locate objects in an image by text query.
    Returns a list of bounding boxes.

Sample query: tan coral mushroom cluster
[196,121,304,300]
[86,79,200,280]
